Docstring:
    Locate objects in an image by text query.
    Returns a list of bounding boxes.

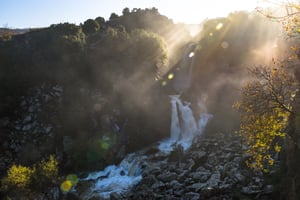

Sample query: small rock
[233,172,245,183]
[23,115,32,123]
[183,192,201,200]
[53,85,63,92]
[185,159,195,171]
[241,185,262,195]
[206,172,221,188]
[44,126,52,134]
[169,180,182,189]
[219,183,232,192]
[46,187,61,200]
[173,189,184,196]
[151,181,165,190]
[264,185,273,194]
[188,182,206,192]
[43,94,51,102]
[157,172,177,182]
[28,105,36,113]
[110,192,122,200]
[22,124,32,131]
[10,143,16,149]
[190,172,211,182]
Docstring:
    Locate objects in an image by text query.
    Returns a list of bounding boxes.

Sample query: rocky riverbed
[72,133,275,200]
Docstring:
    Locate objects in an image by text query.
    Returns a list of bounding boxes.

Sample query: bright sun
[160,0,272,25]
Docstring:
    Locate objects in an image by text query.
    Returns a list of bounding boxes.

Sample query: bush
[36,155,58,179]
[32,155,59,190]
[1,155,59,194]
[6,164,35,189]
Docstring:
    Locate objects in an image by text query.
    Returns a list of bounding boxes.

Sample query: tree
[255,2,300,198]
[133,28,167,74]
[234,65,298,171]
[82,19,100,35]
[256,0,300,30]
[122,7,130,16]
[95,16,105,26]
[109,13,119,21]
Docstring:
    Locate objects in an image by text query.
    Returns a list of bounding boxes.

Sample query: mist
[0,7,294,174]
[162,11,292,134]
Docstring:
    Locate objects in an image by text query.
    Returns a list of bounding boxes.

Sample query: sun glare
[216,23,223,30]
[188,52,195,58]
[164,0,266,25]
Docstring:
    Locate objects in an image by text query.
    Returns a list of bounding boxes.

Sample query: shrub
[31,155,59,190]
[37,155,58,179]
[6,164,35,189]
[1,155,59,194]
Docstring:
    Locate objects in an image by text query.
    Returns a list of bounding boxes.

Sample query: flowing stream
[82,153,144,199]
[82,96,212,199]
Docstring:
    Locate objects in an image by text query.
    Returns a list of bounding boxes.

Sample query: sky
[0,0,270,28]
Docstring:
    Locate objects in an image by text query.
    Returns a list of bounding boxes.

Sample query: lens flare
[168,73,174,80]
[188,52,195,58]
[99,139,110,150]
[60,180,73,193]
[221,41,229,49]
[66,174,79,186]
[162,81,167,86]
[216,23,223,30]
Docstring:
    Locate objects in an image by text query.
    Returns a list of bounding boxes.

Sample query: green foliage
[109,13,119,21]
[129,29,168,72]
[0,8,183,173]
[234,65,298,171]
[50,23,86,52]
[82,19,100,35]
[95,16,105,26]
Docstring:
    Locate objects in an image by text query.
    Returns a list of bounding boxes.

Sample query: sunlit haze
[1,0,269,28]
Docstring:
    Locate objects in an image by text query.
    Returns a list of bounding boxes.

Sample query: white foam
[160,95,212,153]
[84,154,143,199]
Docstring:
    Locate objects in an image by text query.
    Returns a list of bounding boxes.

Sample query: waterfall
[171,95,212,139]
[80,43,212,198]
[159,42,213,152]
[170,95,181,140]
[159,95,213,152]
[175,97,197,139]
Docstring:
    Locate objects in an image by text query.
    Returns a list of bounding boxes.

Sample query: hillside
[1,7,300,200]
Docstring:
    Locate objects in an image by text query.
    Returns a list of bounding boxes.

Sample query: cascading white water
[175,97,198,139]
[159,95,213,152]
[170,95,181,141]
[82,153,144,199]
